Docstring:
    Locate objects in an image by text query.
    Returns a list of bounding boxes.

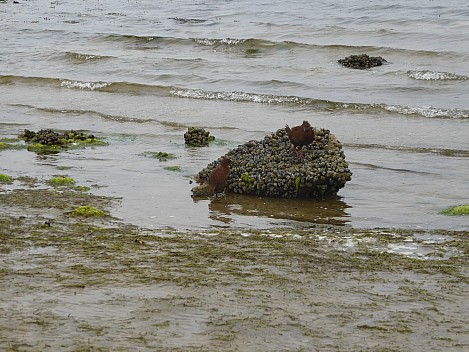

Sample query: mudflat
[1,185,468,351]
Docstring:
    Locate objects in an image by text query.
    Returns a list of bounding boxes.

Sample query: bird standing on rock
[208,158,231,196]
[285,120,315,160]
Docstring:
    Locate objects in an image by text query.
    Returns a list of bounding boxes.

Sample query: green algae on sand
[70,206,106,217]
[1,181,469,352]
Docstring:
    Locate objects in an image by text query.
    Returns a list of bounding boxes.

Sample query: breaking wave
[64,52,113,63]
[2,74,469,120]
[407,70,468,81]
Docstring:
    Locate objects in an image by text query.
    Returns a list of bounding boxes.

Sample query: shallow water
[1,0,469,230]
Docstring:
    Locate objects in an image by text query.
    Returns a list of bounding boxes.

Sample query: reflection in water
[194,193,351,226]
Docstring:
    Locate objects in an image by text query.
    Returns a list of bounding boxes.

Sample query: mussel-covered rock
[194,128,352,198]
[20,129,105,154]
[338,54,386,69]
[184,127,215,146]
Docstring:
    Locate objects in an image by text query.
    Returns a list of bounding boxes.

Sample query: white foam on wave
[407,70,467,81]
[193,38,246,46]
[60,80,110,90]
[386,105,468,119]
[170,88,303,105]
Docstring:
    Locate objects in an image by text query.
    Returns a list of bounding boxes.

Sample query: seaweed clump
[441,205,469,216]
[20,129,107,154]
[0,174,13,184]
[70,206,106,217]
[47,176,76,187]
[338,54,387,69]
[141,151,176,161]
[184,127,215,146]
[195,127,352,199]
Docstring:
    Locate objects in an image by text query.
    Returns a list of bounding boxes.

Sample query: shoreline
[1,185,468,351]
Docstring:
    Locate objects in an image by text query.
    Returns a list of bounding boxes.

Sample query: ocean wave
[385,105,469,119]
[64,52,112,63]
[9,104,153,123]
[170,17,208,24]
[2,75,468,120]
[193,38,253,46]
[170,87,469,119]
[94,33,456,58]
[346,143,469,158]
[407,70,468,81]
[60,80,110,90]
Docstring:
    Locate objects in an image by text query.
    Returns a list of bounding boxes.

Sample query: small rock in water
[338,54,387,69]
[184,127,215,146]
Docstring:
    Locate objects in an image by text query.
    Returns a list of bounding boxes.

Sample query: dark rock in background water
[338,54,387,69]
[194,128,352,198]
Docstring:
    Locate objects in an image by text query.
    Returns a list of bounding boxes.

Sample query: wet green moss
[441,204,469,216]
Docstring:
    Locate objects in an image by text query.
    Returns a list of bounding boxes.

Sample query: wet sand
[1,183,468,351]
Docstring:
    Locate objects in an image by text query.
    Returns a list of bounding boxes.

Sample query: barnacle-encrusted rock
[338,54,386,69]
[184,127,215,146]
[194,128,352,198]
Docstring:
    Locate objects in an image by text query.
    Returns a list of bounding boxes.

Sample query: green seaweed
[441,204,469,216]
[164,165,182,172]
[141,151,176,161]
[70,206,106,217]
[241,172,254,186]
[47,176,76,187]
[0,140,25,151]
[0,174,13,184]
[295,176,301,192]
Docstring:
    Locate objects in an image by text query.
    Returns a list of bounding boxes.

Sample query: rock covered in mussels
[20,129,106,154]
[184,127,215,146]
[338,54,386,69]
[194,128,352,198]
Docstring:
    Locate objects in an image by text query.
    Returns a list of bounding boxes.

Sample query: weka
[208,158,231,196]
[285,120,315,160]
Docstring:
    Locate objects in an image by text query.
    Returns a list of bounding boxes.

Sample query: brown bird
[285,120,315,160]
[208,158,231,196]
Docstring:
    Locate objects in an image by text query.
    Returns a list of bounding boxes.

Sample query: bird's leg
[295,147,304,160]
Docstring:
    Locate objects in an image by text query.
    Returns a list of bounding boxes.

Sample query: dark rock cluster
[194,128,352,198]
[22,129,96,146]
[20,129,104,154]
[338,54,387,69]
